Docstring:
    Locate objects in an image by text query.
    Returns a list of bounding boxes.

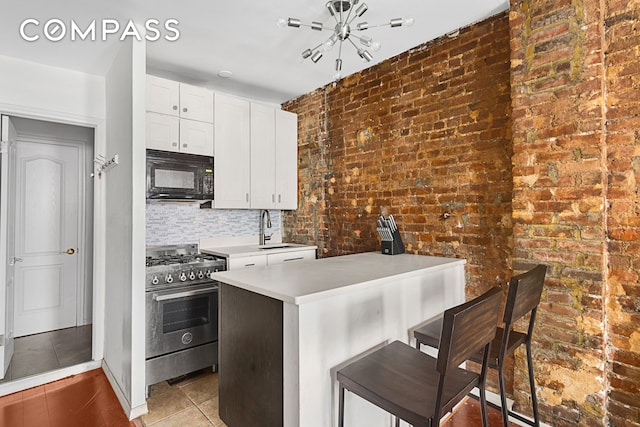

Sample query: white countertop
[211,252,466,305]
[201,243,317,258]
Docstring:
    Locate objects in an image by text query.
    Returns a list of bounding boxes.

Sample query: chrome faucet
[259,209,272,246]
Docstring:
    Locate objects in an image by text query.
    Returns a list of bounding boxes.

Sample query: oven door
[145,283,218,359]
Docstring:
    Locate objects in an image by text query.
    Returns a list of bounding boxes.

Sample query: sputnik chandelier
[278,1,413,79]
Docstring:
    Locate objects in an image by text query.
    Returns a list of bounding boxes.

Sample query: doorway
[0,116,94,383]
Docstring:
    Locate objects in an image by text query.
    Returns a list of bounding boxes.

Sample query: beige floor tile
[196,397,223,424]
[148,380,173,396]
[142,387,193,425]
[179,373,219,404]
[149,407,212,427]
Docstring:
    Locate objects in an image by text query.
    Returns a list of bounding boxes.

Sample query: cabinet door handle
[272,194,275,203]
[246,193,249,202]
[283,257,304,262]
[172,105,178,110]
[172,142,178,146]
[183,143,188,148]
[183,107,188,113]
[278,194,282,203]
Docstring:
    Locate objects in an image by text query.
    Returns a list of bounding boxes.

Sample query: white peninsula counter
[212,252,466,427]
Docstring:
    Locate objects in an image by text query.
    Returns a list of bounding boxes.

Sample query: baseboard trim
[101,360,148,420]
[0,360,101,397]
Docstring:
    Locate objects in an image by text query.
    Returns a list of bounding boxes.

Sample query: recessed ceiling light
[218,70,233,78]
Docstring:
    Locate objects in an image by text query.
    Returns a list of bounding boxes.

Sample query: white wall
[102,37,147,418]
[0,54,104,122]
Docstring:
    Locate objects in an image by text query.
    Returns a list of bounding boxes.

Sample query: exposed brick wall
[284,13,513,297]
[509,0,608,425]
[282,88,332,256]
[283,2,640,425]
[604,0,640,425]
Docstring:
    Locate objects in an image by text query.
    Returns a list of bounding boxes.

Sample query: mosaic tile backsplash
[146,202,281,246]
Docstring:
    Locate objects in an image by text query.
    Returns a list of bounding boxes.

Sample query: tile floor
[141,369,514,427]
[142,370,226,427]
[0,325,92,383]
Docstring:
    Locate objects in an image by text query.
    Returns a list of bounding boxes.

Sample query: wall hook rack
[95,153,119,179]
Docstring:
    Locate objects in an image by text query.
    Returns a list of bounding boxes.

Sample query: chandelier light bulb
[311,50,323,63]
[276,18,287,28]
[371,41,381,52]
[404,18,415,27]
[356,22,369,31]
[326,1,338,16]
[355,3,368,17]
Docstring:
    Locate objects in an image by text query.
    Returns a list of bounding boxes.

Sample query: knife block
[381,229,405,255]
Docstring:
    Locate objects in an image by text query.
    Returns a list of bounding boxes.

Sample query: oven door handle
[152,286,218,301]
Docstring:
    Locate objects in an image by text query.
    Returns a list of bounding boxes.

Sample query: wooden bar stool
[337,287,503,427]
[414,264,547,427]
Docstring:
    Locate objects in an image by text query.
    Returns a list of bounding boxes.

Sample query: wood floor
[0,368,515,426]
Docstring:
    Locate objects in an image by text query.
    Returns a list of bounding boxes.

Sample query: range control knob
[151,276,159,285]
[188,271,196,281]
[197,271,204,279]
[166,274,174,284]
[179,272,187,282]
[205,270,212,278]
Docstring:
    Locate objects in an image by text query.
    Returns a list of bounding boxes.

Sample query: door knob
[63,248,75,255]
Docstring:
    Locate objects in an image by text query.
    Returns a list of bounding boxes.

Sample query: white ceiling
[0,0,509,104]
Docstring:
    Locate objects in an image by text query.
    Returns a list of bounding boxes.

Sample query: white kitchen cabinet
[275,110,298,210]
[226,248,315,270]
[179,83,214,123]
[146,75,213,123]
[180,120,214,157]
[146,76,180,116]
[266,249,316,265]
[250,103,276,208]
[146,112,179,152]
[146,75,214,156]
[214,93,251,208]
[228,254,267,270]
[213,92,298,210]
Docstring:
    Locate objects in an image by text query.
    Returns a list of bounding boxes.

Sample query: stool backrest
[503,264,547,326]
[437,287,503,374]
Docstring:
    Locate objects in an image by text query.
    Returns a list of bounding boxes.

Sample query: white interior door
[13,137,81,337]
[0,115,17,378]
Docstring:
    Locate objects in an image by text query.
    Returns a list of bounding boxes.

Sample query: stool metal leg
[526,340,540,426]
[497,358,510,427]
[339,384,345,427]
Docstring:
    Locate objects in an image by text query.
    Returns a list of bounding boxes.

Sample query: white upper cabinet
[214,93,298,210]
[213,93,251,209]
[275,110,298,210]
[146,112,179,152]
[146,76,179,116]
[146,75,214,156]
[180,120,215,157]
[179,83,214,123]
[250,103,276,209]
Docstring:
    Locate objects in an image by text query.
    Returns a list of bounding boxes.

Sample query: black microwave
[146,149,213,201]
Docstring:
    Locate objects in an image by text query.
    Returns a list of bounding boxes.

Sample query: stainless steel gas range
[145,244,226,393]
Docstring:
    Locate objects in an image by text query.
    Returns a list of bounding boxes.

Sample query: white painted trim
[102,360,148,420]
[0,360,101,396]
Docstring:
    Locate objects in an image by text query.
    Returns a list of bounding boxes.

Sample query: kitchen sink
[256,243,295,250]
